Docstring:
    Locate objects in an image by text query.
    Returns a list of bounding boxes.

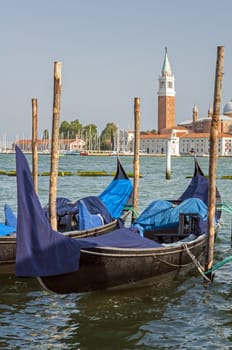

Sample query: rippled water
[0,154,232,349]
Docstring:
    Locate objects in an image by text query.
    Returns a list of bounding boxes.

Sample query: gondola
[0,150,133,273]
[15,146,221,294]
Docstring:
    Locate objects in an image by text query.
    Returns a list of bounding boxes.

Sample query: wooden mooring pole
[49,61,62,230]
[131,97,140,223]
[32,98,38,194]
[166,140,171,180]
[205,46,224,279]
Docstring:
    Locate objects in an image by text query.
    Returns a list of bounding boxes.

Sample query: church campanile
[157,48,176,134]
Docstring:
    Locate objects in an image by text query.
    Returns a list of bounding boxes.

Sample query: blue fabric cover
[15,146,160,277]
[99,178,132,218]
[55,197,77,217]
[178,174,208,205]
[43,195,112,231]
[4,204,17,228]
[0,223,16,236]
[0,204,17,236]
[15,146,83,277]
[78,199,104,230]
[78,227,161,249]
[43,197,77,218]
[133,198,208,235]
[76,196,112,225]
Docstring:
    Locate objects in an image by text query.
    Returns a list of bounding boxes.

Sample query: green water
[0,154,232,349]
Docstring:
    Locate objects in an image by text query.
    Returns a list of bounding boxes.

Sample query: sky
[0,0,231,141]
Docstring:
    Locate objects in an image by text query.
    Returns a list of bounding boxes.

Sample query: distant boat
[80,151,88,156]
[62,150,80,155]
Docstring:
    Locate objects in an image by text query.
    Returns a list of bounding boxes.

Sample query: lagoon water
[0,153,232,349]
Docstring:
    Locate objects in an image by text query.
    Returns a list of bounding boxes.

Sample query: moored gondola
[0,150,133,273]
[14,147,222,293]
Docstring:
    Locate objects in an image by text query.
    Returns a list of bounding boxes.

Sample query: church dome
[223,99,232,116]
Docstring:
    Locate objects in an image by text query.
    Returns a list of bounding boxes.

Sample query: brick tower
[158,48,176,134]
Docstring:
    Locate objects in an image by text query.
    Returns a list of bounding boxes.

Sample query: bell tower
[158,48,176,134]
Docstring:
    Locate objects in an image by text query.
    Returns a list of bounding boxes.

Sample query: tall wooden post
[49,61,62,230]
[205,46,224,279]
[132,97,140,223]
[32,98,38,194]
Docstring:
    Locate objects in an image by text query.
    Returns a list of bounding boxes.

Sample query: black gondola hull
[40,235,206,294]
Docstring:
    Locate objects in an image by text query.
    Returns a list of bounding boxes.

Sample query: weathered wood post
[166,139,171,180]
[131,97,140,223]
[32,98,38,194]
[49,61,62,230]
[205,46,224,279]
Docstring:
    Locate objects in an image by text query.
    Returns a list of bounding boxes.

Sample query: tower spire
[162,47,172,76]
[157,48,175,134]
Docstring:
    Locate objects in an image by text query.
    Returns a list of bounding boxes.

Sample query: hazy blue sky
[0,0,231,140]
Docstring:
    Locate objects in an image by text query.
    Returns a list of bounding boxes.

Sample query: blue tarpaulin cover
[4,204,17,228]
[0,204,17,236]
[99,178,132,218]
[0,223,16,236]
[133,198,208,235]
[43,195,113,231]
[78,199,104,230]
[76,196,112,225]
[15,146,159,277]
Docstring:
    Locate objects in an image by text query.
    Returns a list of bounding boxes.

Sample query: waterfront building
[137,48,232,156]
[68,137,86,153]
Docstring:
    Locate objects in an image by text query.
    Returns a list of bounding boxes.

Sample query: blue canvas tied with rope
[133,198,208,236]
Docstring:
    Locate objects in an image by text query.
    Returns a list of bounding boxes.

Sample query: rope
[216,201,232,244]
[217,202,232,214]
[124,206,139,218]
[183,241,232,277]
[153,255,191,268]
[127,202,232,277]
[153,249,205,269]
[204,255,232,275]
[183,244,211,282]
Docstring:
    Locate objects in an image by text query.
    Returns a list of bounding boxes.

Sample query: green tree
[82,124,98,150]
[59,121,71,139]
[100,123,117,150]
[42,129,49,140]
[59,119,83,139]
[70,119,82,138]
[42,129,49,151]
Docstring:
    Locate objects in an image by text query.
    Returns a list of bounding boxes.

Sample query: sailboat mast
[32,98,38,194]
[132,97,140,223]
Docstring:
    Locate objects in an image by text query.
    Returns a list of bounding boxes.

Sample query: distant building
[15,137,86,153]
[223,99,232,117]
[68,137,86,152]
[136,48,232,156]
[140,132,180,156]
[178,104,232,134]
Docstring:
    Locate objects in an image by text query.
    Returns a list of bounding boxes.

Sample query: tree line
[42,118,157,151]
[42,119,118,151]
